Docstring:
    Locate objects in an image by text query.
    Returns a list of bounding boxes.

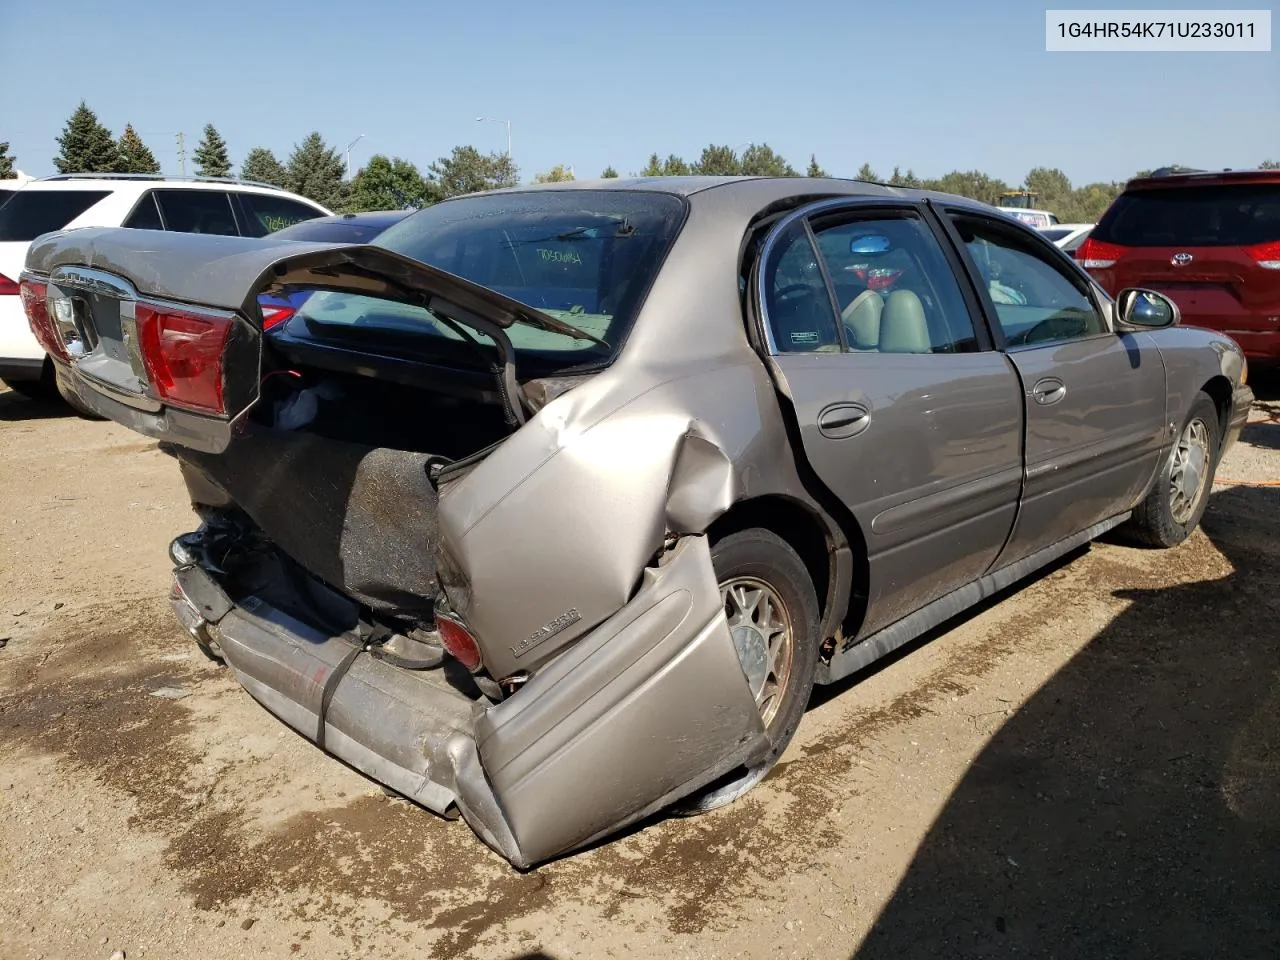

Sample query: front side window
[153,190,238,236]
[763,210,980,354]
[950,214,1106,347]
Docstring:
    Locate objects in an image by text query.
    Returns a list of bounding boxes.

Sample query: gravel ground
[1,378,1277,960]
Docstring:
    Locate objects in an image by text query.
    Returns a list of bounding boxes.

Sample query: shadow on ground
[853,482,1280,959]
[0,387,72,422]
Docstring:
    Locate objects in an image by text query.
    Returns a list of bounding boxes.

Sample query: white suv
[0,174,330,405]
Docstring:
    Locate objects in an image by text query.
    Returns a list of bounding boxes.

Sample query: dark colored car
[259,210,414,329]
[1079,169,1280,365]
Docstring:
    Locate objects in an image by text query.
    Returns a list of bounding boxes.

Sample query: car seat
[771,285,840,352]
[879,290,931,353]
[842,289,883,349]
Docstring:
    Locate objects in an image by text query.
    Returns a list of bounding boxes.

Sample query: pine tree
[193,124,231,178]
[286,133,348,209]
[240,147,289,188]
[116,124,160,174]
[0,142,15,179]
[53,102,118,174]
[601,165,619,178]
[806,155,829,178]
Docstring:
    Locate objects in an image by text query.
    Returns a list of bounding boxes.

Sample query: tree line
[2,102,1276,224]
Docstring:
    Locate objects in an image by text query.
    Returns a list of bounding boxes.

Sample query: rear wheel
[674,528,820,814]
[1126,391,1219,547]
[1,360,56,400]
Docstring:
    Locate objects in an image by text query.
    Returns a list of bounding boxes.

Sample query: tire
[54,375,106,420]
[1126,390,1220,548]
[674,528,821,814]
[2,361,55,400]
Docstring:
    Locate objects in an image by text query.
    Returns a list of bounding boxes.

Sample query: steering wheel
[1007,313,1086,346]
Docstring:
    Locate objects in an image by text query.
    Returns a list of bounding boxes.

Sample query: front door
[756,201,1024,637]
[940,210,1168,567]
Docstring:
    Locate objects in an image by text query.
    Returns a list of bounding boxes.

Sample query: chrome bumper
[168,536,767,868]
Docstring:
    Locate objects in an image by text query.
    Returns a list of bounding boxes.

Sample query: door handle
[1031,378,1066,405]
[817,403,871,439]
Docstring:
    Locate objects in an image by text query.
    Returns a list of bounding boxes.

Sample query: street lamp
[345,134,365,178]
[475,116,512,158]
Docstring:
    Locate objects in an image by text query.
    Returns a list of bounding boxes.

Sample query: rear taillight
[261,304,296,330]
[1245,240,1280,270]
[437,614,482,672]
[1078,237,1128,270]
[0,273,19,296]
[135,303,235,414]
[19,278,68,361]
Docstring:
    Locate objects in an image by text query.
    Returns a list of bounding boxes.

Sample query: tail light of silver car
[0,272,20,296]
[436,613,483,672]
[133,302,236,414]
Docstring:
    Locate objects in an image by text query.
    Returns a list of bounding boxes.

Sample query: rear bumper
[170,535,766,868]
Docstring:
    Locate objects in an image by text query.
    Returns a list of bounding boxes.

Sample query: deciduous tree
[53,102,117,174]
[427,145,518,198]
[533,164,575,183]
[740,143,796,177]
[351,154,433,210]
[0,142,16,179]
[193,124,231,178]
[693,144,741,176]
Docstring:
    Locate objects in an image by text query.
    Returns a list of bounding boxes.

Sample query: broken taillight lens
[135,303,235,414]
[20,278,68,362]
[0,273,20,296]
[437,614,482,672]
[261,304,296,330]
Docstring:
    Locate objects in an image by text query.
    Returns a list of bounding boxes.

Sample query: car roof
[18,173,315,200]
[1124,168,1280,191]
[469,175,1004,218]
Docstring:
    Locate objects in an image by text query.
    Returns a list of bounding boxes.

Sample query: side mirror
[1116,288,1179,330]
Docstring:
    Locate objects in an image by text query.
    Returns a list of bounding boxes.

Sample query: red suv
[1079,169,1280,364]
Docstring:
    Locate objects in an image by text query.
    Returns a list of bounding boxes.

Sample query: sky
[2,0,1277,188]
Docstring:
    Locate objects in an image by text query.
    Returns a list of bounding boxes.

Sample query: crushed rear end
[19,220,769,867]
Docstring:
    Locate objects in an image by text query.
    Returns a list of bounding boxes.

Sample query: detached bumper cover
[176,536,767,868]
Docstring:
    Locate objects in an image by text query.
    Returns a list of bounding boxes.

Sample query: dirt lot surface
[2,381,1277,960]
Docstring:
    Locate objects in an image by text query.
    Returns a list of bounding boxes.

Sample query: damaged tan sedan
[20,178,1252,867]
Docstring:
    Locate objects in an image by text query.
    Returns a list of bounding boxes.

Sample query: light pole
[345,134,365,178]
[475,117,512,158]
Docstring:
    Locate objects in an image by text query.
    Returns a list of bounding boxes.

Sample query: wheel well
[707,496,840,626]
[1201,375,1232,443]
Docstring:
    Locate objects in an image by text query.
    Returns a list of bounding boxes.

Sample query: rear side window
[0,190,110,241]
[123,192,164,230]
[153,190,238,236]
[1095,183,1280,247]
[237,193,323,237]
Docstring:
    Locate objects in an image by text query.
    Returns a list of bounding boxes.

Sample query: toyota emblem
[1171,252,1194,266]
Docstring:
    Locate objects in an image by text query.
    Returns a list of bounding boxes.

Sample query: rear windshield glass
[1038,228,1072,242]
[293,190,686,368]
[0,190,110,241]
[269,217,403,244]
[1094,183,1280,247]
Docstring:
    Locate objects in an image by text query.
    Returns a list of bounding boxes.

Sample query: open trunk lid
[21,227,603,452]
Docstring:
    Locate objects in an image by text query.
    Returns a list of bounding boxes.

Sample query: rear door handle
[817,402,871,439]
[1031,378,1066,405]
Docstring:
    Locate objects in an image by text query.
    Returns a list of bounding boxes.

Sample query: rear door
[754,199,1024,636]
[940,208,1167,566]
[1087,181,1280,355]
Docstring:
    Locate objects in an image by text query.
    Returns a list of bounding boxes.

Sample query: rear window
[293,190,686,368]
[0,190,110,241]
[1039,228,1072,242]
[237,193,324,237]
[1094,183,1280,247]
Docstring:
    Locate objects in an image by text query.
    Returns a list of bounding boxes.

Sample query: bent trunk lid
[22,227,601,452]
